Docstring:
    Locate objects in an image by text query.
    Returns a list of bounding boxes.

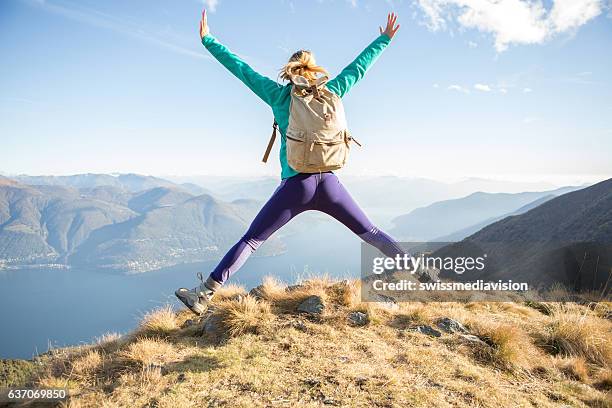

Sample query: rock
[416,268,439,283]
[354,376,367,387]
[177,373,186,382]
[202,315,222,334]
[412,325,442,337]
[459,334,488,346]
[248,285,265,300]
[347,311,369,326]
[435,317,468,334]
[286,284,305,292]
[297,295,325,315]
[304,378,321,387]
[371,294,399,311]
[323,397,339,405]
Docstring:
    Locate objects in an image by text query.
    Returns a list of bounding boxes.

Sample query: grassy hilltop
[2,277,611,407]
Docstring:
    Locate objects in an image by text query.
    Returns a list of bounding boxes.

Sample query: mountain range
[166,175,563,216]
[433,178,612,295]
[0,175,284,272]
[390,186,580,241]
[0,173,605,276]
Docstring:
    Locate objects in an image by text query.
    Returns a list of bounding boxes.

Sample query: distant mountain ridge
[433,194,557,242]
[0,175,283,273]
[166,175,563,214]
[0,173,601,274]
[435,178,612,293]
[391,186,581,241]
[0,176,18,186]
[0,181,135,267]
[12,173,179,193]
[469,179,611,244]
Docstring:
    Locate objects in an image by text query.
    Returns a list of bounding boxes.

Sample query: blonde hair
[279,50,328,82]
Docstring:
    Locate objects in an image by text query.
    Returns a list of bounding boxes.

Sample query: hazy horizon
[2,170,608,189]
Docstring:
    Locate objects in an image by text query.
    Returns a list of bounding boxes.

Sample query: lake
[0,220,363,359]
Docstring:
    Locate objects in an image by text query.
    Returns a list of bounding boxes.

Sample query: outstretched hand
[199,9,209,40]
[379,12,400,39]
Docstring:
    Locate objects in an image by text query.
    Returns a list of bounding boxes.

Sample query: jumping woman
[176,10,412,315]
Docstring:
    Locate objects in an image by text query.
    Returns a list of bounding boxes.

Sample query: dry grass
[95,332,122,345]
[23,277,611,408]
[247,276,328,313]
[37,375,78,390]
[467,319,541,370]
[539,306,612,366]
[70,350,103,377]
[119,337,179,367]
[555,357,590,382]
[211,296,275,337]
[594,367,612,391]
[591,301,612,320]
[350,302,395,325]
[325,278,360,307]
[135,305,178,337]
[213,283,247,300]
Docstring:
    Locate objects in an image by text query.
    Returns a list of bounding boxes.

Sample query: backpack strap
[262,120,279,163]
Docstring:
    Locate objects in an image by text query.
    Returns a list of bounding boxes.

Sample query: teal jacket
[202,33,391,179]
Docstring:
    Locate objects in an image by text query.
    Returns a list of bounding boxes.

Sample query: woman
[176,10,408,315]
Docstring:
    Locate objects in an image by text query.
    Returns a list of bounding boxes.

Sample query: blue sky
[1,0,611,185]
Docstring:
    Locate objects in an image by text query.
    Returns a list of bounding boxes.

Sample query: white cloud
[474,83,491,92]
[415,0,605,52]
[467,40,478,48]
[499,88,508,94]
[203,0,219,12]
[447,84,470,93]
[523,87,533,93]
[433,83,440,88]
[549,0,602,31]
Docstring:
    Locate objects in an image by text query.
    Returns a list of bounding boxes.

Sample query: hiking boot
[175,273,219,315]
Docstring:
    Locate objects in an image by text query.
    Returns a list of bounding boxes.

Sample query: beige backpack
[262,75,361,173]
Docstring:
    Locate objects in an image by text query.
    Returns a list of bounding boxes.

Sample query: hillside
[0,181,283,272]
[0,175,18,186]
[391,187,579,241]
[433,194,556,242]
[434,178,612,293]
[0,182,136,266]
[2,278,610,407]
[72,193,285,272]
[468,178,611,243]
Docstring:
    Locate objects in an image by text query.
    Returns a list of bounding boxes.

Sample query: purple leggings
[209,172,404,285]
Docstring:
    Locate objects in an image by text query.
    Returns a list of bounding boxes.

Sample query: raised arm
[199,10,282,107]
[327,13,400,98]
